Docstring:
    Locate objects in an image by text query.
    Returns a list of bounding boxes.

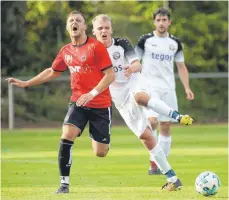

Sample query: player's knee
[160,122,171,135]
[134,92,149,106]
[95,150,108,157]
[62,124,81,141]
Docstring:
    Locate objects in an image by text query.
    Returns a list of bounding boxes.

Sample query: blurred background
[1,1,228,129]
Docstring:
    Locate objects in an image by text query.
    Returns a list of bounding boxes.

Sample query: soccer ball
[195,171,221,196]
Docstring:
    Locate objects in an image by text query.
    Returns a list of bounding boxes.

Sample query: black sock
[58,139,74,180]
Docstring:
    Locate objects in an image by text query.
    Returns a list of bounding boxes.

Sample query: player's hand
[123,65,133,79]
[6,78,28,88]
[185,88,194,100]
[76,93,94,106]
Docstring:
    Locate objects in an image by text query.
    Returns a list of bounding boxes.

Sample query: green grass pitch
[1,125,228,200]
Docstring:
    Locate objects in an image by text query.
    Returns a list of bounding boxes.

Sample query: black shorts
[63,102,112,144]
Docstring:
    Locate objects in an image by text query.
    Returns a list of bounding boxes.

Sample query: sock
[58,139,74,185]
[158,135,172,157]
[147,98,174,117]
[165,169,178,183]
[149,144,171,174]
[169,110,181,121]
[149,129,158,169]
[151,129,158,142]
[147,98,181,121]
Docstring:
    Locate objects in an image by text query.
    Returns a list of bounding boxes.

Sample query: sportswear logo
[152,44,157,47]
[81,55,87,62]
[113,52,120,60]
[102,138,107,142]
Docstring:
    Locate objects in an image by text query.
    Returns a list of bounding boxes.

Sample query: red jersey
[52,37,112,108]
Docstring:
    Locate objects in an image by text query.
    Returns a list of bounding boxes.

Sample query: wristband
[89,89,99,97]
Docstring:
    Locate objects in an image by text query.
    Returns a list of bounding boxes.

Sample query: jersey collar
[153,31,169,38]
[107,38,114,49]
[72,36,89,47]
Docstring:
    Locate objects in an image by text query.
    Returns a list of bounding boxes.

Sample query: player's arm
[176,62,194,100]
[6,68,62,88]
[117,38,142,77]
[94,67,115,94]
[7,47,66,88]
[76,66,115,106]
[123,60,142,78]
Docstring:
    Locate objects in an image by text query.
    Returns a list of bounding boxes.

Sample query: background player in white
[135,7,195,174]
[92,14,193,190]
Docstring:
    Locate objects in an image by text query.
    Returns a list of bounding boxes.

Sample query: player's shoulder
[114,37,132,46]
[88,37,105,48]
[138,32,154,41]
[59,43,72,52]
[168,34,182,44]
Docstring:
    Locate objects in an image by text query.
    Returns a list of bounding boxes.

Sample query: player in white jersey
[92,14,193,191]
[135,7,195,175]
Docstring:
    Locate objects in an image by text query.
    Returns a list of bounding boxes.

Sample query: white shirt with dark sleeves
[135,31,184,91]
[107,38,141,106]
[107,38,151,137]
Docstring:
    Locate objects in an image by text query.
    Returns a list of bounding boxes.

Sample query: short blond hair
[92,14,112,26]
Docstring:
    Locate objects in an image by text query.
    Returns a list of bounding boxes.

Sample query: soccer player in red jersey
[6,11,115,194]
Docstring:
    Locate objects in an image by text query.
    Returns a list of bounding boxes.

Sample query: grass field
[1,125,228,200]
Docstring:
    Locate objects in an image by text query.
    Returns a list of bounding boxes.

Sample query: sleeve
[117,38,139,64]
[135,34,152,60]
[51,48,68,72]
[95,42,112,71]
[175,40,185,62]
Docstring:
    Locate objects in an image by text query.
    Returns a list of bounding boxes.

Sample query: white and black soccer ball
[195,171,221,196]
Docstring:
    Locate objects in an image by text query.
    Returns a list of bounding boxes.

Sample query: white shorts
[145,89,178,122]
[114,92,150,138]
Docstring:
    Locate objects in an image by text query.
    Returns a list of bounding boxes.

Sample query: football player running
[92,14,193,191]
[7,11,115,194]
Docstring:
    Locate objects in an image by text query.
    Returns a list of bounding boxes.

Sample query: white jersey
[107,38,139,89]
[135,31,184,91]
[107,38,151,137]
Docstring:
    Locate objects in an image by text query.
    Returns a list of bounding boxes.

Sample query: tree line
[1,1,228,125]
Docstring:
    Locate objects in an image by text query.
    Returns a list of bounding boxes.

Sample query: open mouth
[102,35,107,39]
[72,25,78,32]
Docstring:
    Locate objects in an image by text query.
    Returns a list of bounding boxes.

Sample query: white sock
[151,129,158,142]
[60,176,69,185]
[147,98,173,117]
[158,135,172,157]
[149,144,171,174]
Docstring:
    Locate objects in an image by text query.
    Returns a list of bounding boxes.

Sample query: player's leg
[148,116,161,175]
[89,107,112,157]
[55,103,88,194]
[157,90,178,163]
[139,127,182,191]
[158,121,172,158]
[117,94,182,190]
[135,90,175,174]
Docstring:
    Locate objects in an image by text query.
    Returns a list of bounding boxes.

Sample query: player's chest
[107,46,125,65]
[145,39,177,55]
[63,45,96,66]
